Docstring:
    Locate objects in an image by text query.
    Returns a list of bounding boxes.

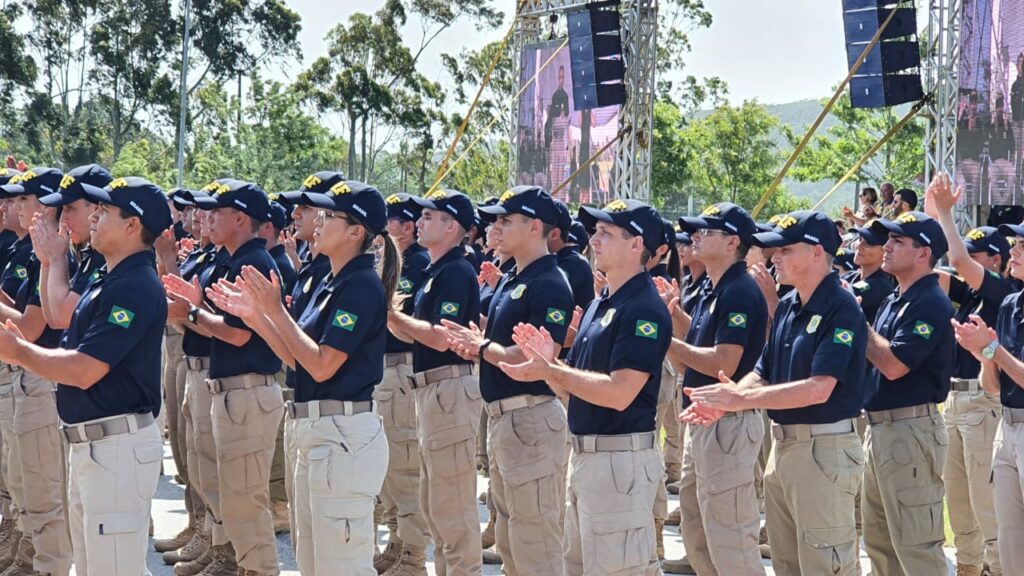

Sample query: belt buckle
[125,414,138,434]
[582,436,596,452]
[308,401,321,420]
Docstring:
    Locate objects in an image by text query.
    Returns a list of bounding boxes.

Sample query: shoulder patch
[600,308,616,327]
[108,306,135,328]
[727,312,747,328]
[635,320,659,339]
[912,321,933,339]
[807,314,822,334]
[423,278,433,294]
[398,277,413,294]
[833,328,854,347]
[852,280,870,292]
[440,301,460,316]
[13,266,26,280]
[332,309,358,332]
[510,284,527,300]
[546,308,566,325]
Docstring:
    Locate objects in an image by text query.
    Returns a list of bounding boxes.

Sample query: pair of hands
[162,265,282,323]
[438,319,561,384]
[923,171,960,218]
[28,213,69,268]
[951,314,998,361]
[677,370,750,427]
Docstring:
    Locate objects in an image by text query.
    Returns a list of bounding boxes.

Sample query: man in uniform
[927,174,1009,576]
[846,225,895,324]
[441,185,573,576]
[373,192,432,575]
[863,211,954,576]
[0,176,171,575]
[387,189,482,576]
[549,200,594,312]
[164,180,284,576]
[684,210,867,576]
[498,198,670,576]
[666,202,767,575]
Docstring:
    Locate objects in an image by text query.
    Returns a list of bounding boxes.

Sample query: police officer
[549,200,594,312]
[164,180,284,576]
[953,220,1024,575]
[925,174,1008,576]
[863,211,954,576]
[667,202,767,575]
[845,225,895,324]
[372,192,431,575]
[440,185,573,576]
[684,210,867,576]
[0,167,73,576]
[210,180,398,575]
[386,189,482,576]
[499,198,670,576]
[262,199,297,296]
[0,177,171,575]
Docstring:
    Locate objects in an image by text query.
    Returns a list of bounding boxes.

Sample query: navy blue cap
[998,222,1024,239]
[752,210,843,255]
[676,230,693,245]
[268,202,291,231]
[662,219,676,248]
[279,171,348,206]
[172,188,214,208]
[302,180,387,234]
[410,189,476,231]
[166,188,194,211]
[478,186,561,227]
[756,222,774,233]
[567,219,589,246]
[834,247,857,272]
[964,226,1010,258]
[385,193,424,223]
[578,198,666,254]
[40,164,113,207]
[82,177,173,236]
[0,167,63,198]
[553,200,572,240]
[193,180,272,223]
[678,202,758,247]
[481,196,500,207]
[853,225,888,246]
[870,211,948,259]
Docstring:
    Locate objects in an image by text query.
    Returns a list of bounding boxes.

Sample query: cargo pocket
[812,439,864,496]
[427,424,475,479]
[713,416,744,455]
[19,426,62,482]
[255,385,284,414]
[91,511,137,536]
[505,458,555,520]
[510,409,541,447]
[218,435,266,490]
[223,390,249,426]
[704,467,756,526]
[17,374,53,398]
[318,498,374,560]
[134,441,163,499]
[307,445,333,493]
[609,451,638,495]
[588,511,650,574]
[803,525,857,575]
[896,483,945,546]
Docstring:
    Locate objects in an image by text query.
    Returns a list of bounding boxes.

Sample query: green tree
[0,3,36,109]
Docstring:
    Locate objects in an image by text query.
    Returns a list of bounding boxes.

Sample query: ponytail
[377,232,402,311]
[665,241,681,283]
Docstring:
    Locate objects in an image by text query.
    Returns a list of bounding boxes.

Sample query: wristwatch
[478,339,493,359]
[187,306,200,325]
[982,339,1000,360]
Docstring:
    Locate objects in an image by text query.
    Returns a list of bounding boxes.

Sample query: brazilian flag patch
[635,320,659,339]
[728,312,747,328]
[332,310,358,332]
[108,306,135,329]
[398,277,413,293]
[13,266,26,280]
[913,321,933,339]
[546,308,566,325]
[440,301,459,316]
[833,328,854,347]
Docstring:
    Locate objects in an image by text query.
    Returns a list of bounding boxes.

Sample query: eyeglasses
[695,229,731,238]
[316,210,354,224]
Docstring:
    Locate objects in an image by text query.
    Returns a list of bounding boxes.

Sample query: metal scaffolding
[511,0,658,201]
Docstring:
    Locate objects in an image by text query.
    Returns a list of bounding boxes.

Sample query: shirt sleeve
[608,304,671,376]
[711,285,766,348]
[75,289,161,368]
[525,278,574,348]
[320,284,384,355]
[809,304,866,380]
[888,296,953,371]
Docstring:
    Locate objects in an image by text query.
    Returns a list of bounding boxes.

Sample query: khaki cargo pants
[993,409,1024,574]
[163,328,187,483]
[373,355,428,550]
[944,387,1001,572]
[414,368,482,576]
[293,409,389,576]
[13,370,71,575]
[653,366,680,527]
[209,374,285,575]
[0,366,17,521]
[764,420,863,576]
[679,410,765,575]
[184,359,219,538]
[67,418,162,576]
[862,408,950,576]
[487,396,568,576]
[564,438,662,576]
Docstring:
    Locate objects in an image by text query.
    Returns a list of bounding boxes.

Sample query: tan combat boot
[481,517,495,550]
[655,519,665,560]
[174,538,216,576]
[155,520,196,553]
[373,540,402,574]
[0,520,19,570]
[196,543,238,576]
[270,500,290,535]
[382,545,427,576]
[165,528,211,565]
[957,565,983,576]
[660,556,697,575]
[0,537,35,576]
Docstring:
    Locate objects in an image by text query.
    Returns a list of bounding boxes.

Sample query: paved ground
[131,445,957,575]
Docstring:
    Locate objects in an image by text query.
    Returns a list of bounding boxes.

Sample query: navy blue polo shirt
[866,273,955,411]
[173,220,190,242]
[681,262,767,405]
[412,246,480,373]
[681,271,709,315]
[290,253,332,322]
[387,243,430,354]
[0,236,32,299]
[269,244,297,296]
[843,268,895,323]
[755,272,867,424]
[181,247,228,358]
[566,271,671,435]
[556,246,594,311]
[208,238,282,379]
[178,243,213,280]
[480,258,516,314]
[481,254,573,402]
[994,290,1024,408]
[294,254,385,402]
[57,250,166,424]
[69,245,106,295]
[15,255,62,348]
[0,230,17,273]
[948,271,1013,379]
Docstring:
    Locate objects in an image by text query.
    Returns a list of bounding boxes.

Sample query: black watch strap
[478,339,492,358]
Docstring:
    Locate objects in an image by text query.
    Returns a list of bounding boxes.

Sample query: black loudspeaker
[842,0,923,108]
[567,8,626,110]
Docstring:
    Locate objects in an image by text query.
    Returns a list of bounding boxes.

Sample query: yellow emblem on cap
[776,215,798,229]
[499,189,516,203]
[303,174,322,189]
[0,169,8,176]
[701,204,721,216]
[19,171,37,182]
[896,213,917,224]
[110,177,129,189]
[427,190,448,201]
[329,182,352,196]
[268,192,280,201]
[768,214,782,225]
[604,199,628,212]
[386,194,403,205]
[60,175,76,190]
[7,175,20,185]
[966,229,986,241]
[201,181,229,195]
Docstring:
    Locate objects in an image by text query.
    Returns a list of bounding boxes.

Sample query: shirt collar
[323,253,374,294]
[103,250,156,281]
[427,245,467,273]
[509,254,558,284]
[605,270,654,307]
[269,244,286,257]
[710,261,749,296]
[794,271,843,314]
[403,243,426,259]
[893,272,939,303]
[231,237,267,258]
